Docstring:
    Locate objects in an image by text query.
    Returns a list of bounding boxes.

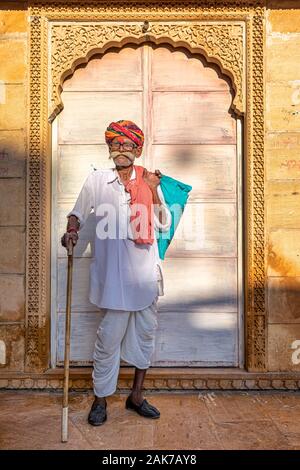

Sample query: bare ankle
[94,395,106,404]
[130,390,143,401]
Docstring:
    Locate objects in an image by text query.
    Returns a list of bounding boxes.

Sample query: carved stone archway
[49,22,246,121]
[24,1,268,389]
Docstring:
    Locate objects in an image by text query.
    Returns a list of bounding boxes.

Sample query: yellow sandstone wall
[0,1,300,377]
[266,2,300,371]
[0,2,27,372]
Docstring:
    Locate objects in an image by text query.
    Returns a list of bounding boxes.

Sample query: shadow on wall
[267,240,300,322]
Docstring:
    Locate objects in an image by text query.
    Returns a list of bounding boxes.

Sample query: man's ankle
[130,390,142,396]
[129,390,144,403]
[94,395,106,405]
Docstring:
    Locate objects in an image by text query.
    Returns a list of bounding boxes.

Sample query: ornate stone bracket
[49,21,245,121]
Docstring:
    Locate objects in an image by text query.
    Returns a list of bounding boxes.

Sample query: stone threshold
[1,367,300,390]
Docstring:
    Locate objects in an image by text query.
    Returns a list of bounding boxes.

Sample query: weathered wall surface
[0,3,27,372]
[0,1,300,379]
[266,4,300,371]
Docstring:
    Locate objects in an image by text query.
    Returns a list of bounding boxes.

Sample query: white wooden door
[51,43,243,367]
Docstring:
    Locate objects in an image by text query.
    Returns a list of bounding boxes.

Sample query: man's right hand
[61,231,78,249]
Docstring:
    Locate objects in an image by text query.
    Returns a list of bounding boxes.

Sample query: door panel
[166,202,237,257]
[58,91,143,144]
[151,47,230,92]
[151,144,237,201]
[153,311,238,366]
[152,92,236,144]
[158,258,238,313]
[57,258,94,312]
[57,312,103,364]
[63,47,143,91]
[52,43,243,367]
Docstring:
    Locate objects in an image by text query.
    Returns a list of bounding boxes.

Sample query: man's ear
[135,146,143,158]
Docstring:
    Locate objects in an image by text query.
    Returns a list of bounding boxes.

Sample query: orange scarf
[124,165,154,245]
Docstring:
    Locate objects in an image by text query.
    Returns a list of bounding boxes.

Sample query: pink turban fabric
[105,120,144,148]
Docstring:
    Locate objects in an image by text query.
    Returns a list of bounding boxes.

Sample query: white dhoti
[66,167,172,398]
[92,295,159,397]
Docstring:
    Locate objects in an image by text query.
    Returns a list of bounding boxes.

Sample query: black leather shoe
[125,395,160,419]
[88,399,107,426]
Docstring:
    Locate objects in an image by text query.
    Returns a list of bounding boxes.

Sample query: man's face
[109,136,142,168]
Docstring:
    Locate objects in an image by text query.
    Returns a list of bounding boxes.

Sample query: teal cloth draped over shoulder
[156,175,193,260]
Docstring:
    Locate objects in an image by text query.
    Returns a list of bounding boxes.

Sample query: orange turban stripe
[105,120,144,148]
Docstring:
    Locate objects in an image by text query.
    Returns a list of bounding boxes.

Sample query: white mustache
[109,150,135,162]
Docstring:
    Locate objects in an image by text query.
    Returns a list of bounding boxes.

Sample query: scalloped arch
[49,22,245,122]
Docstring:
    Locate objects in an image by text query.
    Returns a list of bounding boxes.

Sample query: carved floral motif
[50,22,245,119]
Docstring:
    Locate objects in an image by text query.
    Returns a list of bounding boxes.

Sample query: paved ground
[1,390,300,450]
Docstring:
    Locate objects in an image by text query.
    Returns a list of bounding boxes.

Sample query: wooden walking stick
[61,237,74,443]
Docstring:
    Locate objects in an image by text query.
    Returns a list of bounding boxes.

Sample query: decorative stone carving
[1,370,300,391]
[26,1,267,377]
[49,21,245,120]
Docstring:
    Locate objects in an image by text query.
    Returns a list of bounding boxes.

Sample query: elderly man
[61,120,171,426]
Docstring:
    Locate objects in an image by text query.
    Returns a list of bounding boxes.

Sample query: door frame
[25,1,267,382]
[50,47,245,369]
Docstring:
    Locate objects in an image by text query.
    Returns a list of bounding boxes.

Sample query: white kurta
[67,166,172,311]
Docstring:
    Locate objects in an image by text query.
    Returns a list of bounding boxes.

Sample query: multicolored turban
[105,120,144,148]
